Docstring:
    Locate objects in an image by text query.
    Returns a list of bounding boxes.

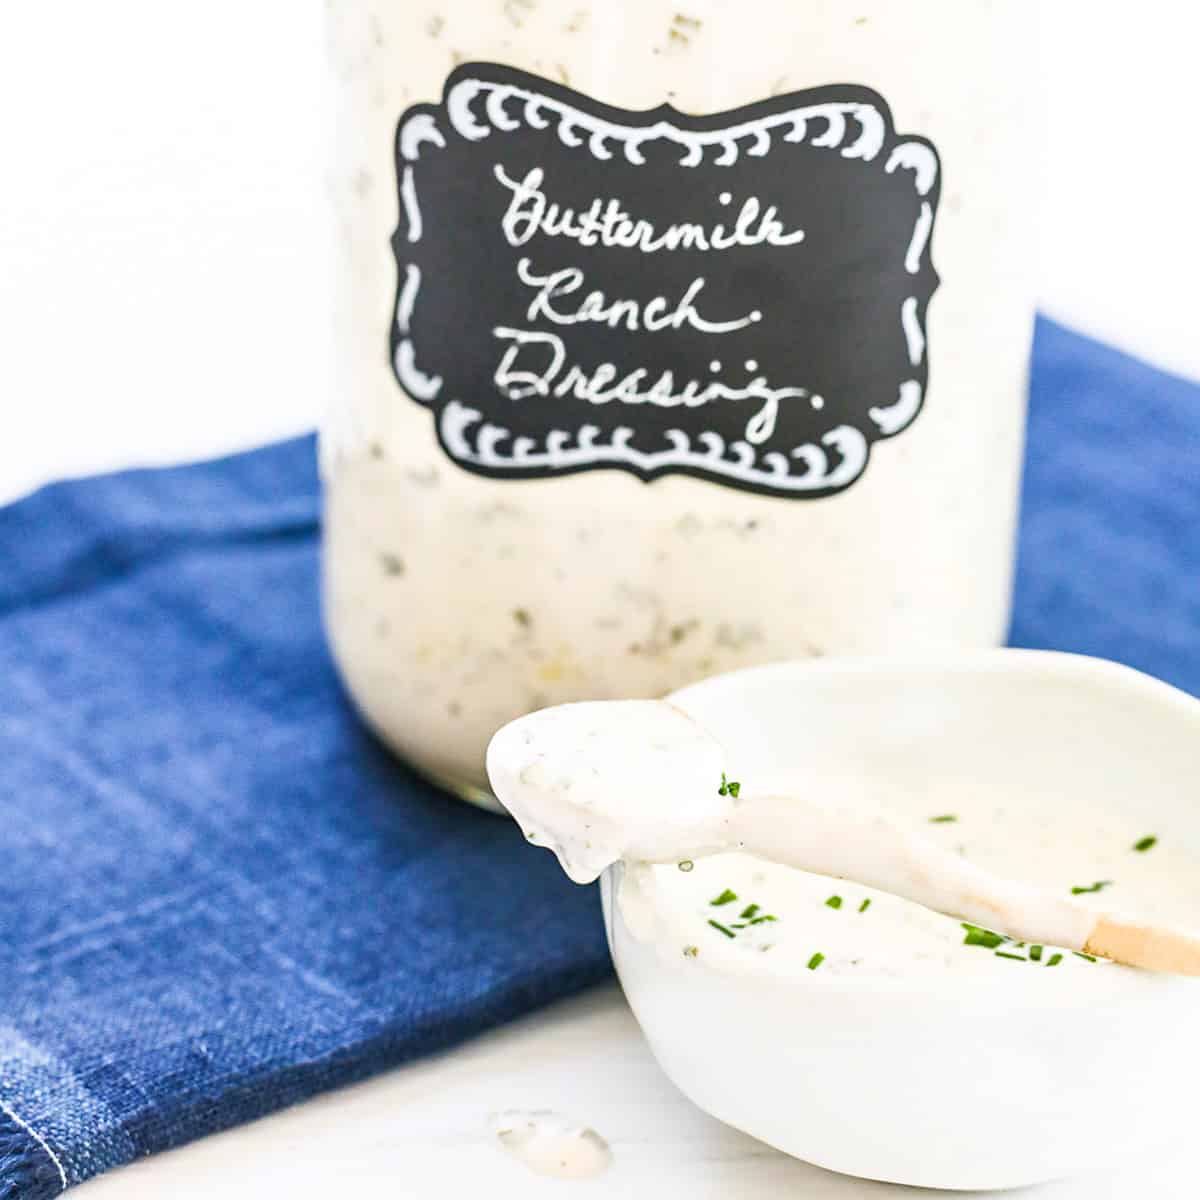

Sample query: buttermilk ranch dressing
[492,1110,612,1179]
[632,818,1200,980]
[486,700,728,882]
[488,701,1104,950]
[325,1,1037,803]
[488,700,1200,976]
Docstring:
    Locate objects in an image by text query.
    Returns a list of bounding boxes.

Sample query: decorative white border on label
[392,67,940,497]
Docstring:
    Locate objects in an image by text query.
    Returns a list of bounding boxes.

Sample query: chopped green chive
[807,952,825,971]
[1029,945,1044,962]
[682,945,698,958]
[825,895,843,910]
[995,951,1026,961]
[707,919,736,939]
[739,904,760,919]
[718,772,741,799]
[858,898,871,914]
[1047,953,1064,967]
[748,914,777,925]
[962,923,1007,949]
[1134,836,1158,853]
[1071,881,1113,895]
[929,815,958,824]
[1073,951,1097,962]
[710,889,738,907]
[677,860,694,872]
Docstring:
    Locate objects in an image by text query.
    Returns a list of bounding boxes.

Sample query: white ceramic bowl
[600,650,1200,1191]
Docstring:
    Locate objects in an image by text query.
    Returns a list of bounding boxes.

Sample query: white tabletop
[74,983,1193,1200]
[4,2,1198,1195]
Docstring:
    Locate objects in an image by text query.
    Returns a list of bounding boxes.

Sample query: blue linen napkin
[1,317,1197,1198]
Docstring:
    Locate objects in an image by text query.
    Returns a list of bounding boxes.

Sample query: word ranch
[516,258,762,336]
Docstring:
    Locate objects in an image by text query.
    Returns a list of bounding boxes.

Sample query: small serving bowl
[600,650,1200,1191]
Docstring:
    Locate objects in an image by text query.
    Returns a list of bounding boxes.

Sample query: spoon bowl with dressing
[489,650,1200,1191]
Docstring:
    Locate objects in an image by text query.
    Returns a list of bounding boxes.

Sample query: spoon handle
[727,795,1200,970]
[1085,916,1200,976]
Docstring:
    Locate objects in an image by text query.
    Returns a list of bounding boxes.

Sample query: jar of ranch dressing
[324,0,1039,808]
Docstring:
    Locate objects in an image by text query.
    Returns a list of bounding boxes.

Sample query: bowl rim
[667,647,1198,720]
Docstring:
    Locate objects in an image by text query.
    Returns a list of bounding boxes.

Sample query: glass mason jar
[324,0,1038,808]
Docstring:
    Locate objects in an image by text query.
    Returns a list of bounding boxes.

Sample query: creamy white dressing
[324,0,1037,803]
[491,1110,612,1179]
[621,855,1104,978]
[488,698,1200,974]
[486,699,729,881]
[633,808,1200,979]
[488,701,1102,948]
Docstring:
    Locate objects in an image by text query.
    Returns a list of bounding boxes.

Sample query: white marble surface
[3,2,1198,1195]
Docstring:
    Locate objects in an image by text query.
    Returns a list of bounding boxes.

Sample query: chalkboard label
[391,64,940,499]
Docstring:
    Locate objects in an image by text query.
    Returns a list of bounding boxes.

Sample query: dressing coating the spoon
[486,699,731,883]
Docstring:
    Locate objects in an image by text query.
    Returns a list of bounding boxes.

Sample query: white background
[0,1,1198,506]
[1,3,1198,1197]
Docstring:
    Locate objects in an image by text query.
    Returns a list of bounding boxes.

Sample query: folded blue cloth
[1,318,1196,1198]
[1011,322,1199,689]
